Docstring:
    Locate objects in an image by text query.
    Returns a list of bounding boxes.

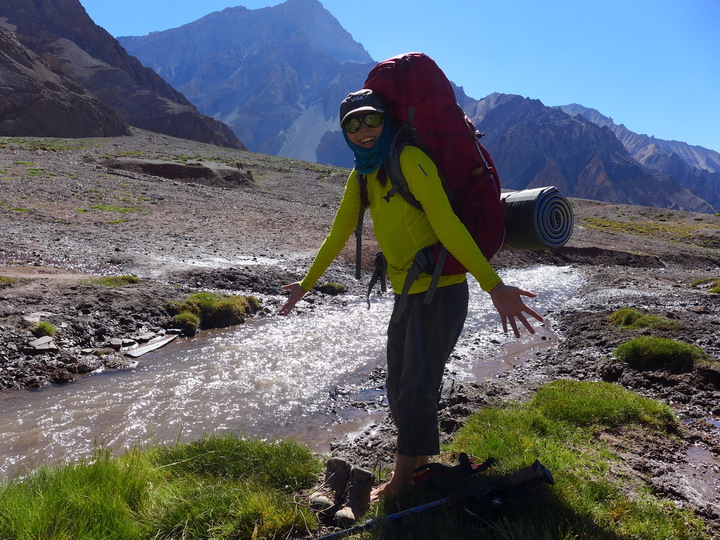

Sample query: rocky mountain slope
[118,0,373,156]
[0,26,128,137]
[0,0,242,147]
[472,94,714,213]
[560,103,720,211]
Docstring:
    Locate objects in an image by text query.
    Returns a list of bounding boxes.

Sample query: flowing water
[0,265,583,479]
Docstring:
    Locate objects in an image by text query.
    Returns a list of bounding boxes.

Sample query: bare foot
[370,473,412,502]
[371,455,430,501]
[371,482,397,502]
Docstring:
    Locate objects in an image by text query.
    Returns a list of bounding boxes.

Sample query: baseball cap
[339,89,386,126]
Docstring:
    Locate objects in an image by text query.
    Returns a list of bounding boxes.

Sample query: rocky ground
[1,129,719,534]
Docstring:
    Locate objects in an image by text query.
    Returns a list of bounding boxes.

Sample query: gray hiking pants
[386,280,469,456]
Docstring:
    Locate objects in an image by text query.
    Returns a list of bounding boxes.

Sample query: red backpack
[357,53,505,306]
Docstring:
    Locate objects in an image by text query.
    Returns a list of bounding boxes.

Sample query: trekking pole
[316,492,462,540]
[315,459,554,540]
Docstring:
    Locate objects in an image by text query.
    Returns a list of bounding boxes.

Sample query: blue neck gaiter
[343,121,395,174]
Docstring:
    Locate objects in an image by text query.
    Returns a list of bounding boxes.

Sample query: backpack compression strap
[354,174,367,280]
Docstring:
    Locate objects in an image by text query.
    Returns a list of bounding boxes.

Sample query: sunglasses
[343,113,383,133]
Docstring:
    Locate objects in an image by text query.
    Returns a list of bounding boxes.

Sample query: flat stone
[29,336,54,348]
[23,311,54,324]
[125,334,177,358]
[24,336,59,354]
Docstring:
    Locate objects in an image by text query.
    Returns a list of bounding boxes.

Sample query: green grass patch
[608,307,679,330]
[32,321,57,338]
[433,380,707,540]
[0,137,94,151]
[0,435,321,540]
[83,275,141,287]
[316,281,348,295]
[691,277,720,293]
[144,436,320,539]
[90,204,141,213]
[27,167,50,177]
[531,379,675,430]
[614,336,711,372]
[0,204,34,213]
[0,275,17,288]
[582,216,719,248]
[167,292,261,334]
[171,311,201,336]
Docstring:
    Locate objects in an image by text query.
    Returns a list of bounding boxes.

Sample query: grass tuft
[614,336,710,372]
[608,307,678,330]
[32,321,57,338]
[0,275,17,288]
[90,204,140,213]
[167,292,261,334]
[316,282,348,295]
[691,277,720,293]
[0,448,149,540]
[83,275,140,287]
[531,379,676,430]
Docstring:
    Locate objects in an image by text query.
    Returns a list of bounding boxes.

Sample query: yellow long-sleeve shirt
[300,145,502,295]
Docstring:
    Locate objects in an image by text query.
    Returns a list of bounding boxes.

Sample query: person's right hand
[487,282,543,338]
[279,282,306,315]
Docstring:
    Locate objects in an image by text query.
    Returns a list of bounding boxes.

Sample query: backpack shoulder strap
[384,130,453,311]
[384,127,423,210]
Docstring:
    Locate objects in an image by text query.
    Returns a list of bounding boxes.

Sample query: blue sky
[79,0,720,152]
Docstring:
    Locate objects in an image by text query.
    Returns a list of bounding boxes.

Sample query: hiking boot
[334,466,375,526]
[309,457,351,514]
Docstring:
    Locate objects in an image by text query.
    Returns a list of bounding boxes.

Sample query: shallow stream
[0,265,583,479]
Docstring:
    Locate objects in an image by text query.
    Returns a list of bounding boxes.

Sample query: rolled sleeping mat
[501,186,573,250]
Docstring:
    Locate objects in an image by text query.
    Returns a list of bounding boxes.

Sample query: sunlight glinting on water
[0,265,582,479]
[451,265,584,378]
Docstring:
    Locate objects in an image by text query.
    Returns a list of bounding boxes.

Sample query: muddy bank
[0,131,719,533]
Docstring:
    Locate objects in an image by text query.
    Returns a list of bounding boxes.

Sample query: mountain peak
[134,0,372,66]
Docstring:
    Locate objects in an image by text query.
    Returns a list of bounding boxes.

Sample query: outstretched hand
[278,282,306,315]
[488,282,544,338]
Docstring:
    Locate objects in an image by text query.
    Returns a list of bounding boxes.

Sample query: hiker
[279,89,544,500]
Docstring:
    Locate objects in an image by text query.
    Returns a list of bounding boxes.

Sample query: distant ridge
[560,104,720,210]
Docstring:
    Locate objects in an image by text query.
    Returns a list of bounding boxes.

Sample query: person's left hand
[487,282,544,338]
